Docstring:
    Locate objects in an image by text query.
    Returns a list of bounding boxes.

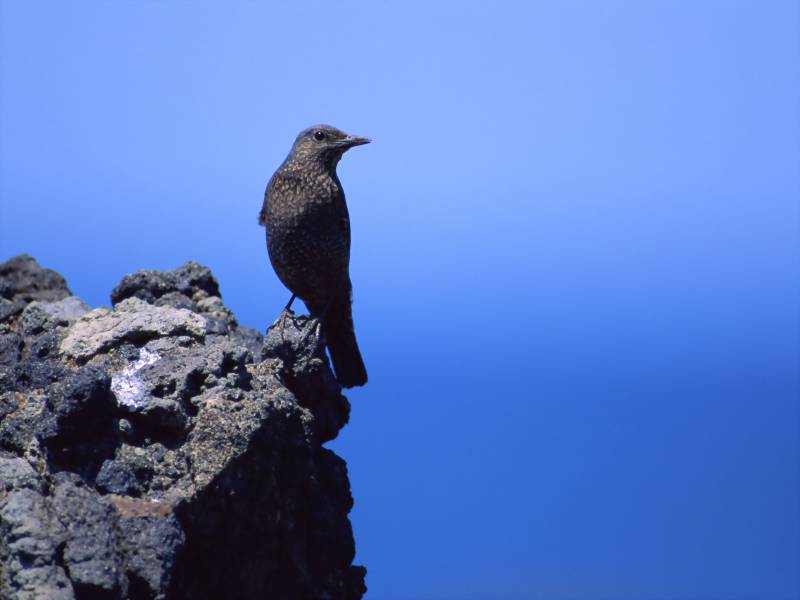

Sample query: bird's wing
[258,179,272,226]
[259,171,300,226]
[334,186,351,252]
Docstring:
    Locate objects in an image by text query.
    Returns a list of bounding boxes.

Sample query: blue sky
[1,1,798,598]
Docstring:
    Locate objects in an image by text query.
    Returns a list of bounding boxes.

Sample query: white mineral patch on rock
[111,347,162,408]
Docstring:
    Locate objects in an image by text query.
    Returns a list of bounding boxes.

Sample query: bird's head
[288,125,370,170]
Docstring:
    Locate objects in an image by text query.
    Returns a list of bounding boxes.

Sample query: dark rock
[0,299,17,325]
[26,331,61,361]
[50,474,128,598]
[0,391,58,454]
[0,255,366,599]
[261,310,351,443]
[0,394,19,425]
[0,255,71,326]
[95,459,142,496]
[153,292,196,313]
[0,357,69,395]
[115,505,184,599]
[43,366,120,478]
[110,262,219,307]
[0,333,22,367]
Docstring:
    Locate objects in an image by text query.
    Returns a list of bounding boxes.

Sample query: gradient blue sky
[1,2,799,598]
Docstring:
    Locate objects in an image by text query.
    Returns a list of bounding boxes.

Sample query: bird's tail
[325,293,367,388]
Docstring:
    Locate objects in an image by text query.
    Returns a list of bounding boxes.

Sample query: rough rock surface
[0,254,365,599]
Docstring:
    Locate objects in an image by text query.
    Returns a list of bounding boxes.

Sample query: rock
[110,262,219,307]
[261,310,351,443]
[60,298,207,363]
[50,474,128,597]
[0,333,22,368]
[0,255,71,326]
[114,501,183,599]
[0,488,74,600]
[0,256,366,599]
[19,297,90,338]
[152,292,195,313]
[0,392,57,455]
[95,459,142,496]
[0,456,42,494]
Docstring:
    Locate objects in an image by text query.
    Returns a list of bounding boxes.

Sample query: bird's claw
[297,316,323,351]
[277,307,295,343]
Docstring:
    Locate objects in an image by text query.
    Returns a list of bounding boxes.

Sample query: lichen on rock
[60,297,207,363]
[0,254,366,600]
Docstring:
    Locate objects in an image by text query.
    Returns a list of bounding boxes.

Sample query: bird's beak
[339,135,371,148]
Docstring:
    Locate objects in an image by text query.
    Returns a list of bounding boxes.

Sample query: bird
[259,125,369,388]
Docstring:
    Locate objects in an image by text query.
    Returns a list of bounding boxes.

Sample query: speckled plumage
[259,125,369,387]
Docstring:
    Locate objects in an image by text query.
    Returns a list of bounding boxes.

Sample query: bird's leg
[284,294,296,312]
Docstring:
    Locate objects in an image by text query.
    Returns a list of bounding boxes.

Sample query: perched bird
[259,125,369,387]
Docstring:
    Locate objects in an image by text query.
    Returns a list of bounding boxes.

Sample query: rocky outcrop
[0,254,365,599]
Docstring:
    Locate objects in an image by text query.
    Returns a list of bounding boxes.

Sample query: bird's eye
[313,130,326,141]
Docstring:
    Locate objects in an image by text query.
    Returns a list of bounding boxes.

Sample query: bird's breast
[267,172,339,222]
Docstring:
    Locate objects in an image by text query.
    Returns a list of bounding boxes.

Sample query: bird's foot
[296,316,323,351]
[276,307,295,343]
